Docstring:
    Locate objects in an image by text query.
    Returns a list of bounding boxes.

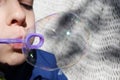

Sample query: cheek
[27,11,35,26]
[0,17,6,35]
[26,12,35,33]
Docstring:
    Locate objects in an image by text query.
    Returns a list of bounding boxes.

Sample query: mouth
[10,36,25,49]
[11,43,24,49]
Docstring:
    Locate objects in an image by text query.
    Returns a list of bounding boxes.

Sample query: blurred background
[33,0,82,21]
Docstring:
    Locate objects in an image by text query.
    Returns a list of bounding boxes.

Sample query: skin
[0,0,35,66]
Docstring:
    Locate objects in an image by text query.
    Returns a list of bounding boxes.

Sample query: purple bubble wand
[0,33,44,49]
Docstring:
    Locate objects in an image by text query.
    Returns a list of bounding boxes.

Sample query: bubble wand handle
[0,38,23,44]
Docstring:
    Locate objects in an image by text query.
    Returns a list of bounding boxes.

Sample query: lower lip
[11,43,24,49]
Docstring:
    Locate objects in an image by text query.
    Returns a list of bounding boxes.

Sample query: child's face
[0,0,35,65]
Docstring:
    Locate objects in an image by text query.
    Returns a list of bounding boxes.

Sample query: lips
[10,36,25,49]
[3,27,27,49]
[11,43,24,49]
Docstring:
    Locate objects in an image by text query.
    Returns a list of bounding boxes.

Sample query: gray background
[33,0,81,21]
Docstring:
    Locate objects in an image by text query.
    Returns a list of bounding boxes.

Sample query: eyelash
[20,3,33,10]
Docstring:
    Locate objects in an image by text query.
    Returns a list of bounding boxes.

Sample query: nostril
[11,19,17,24]
[22,21,27,27]
[11,19,27,27]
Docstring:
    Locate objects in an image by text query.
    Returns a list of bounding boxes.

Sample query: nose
[7,1,26,27]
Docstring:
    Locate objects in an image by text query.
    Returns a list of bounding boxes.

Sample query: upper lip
[11,26,26,39]
[16,36,24,40]
[12,36,23,40]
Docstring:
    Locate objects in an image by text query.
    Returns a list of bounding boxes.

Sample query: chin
[0,44,27,66]
[6,52,26,66]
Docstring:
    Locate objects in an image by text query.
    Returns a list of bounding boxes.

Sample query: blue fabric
[30,49,68,80]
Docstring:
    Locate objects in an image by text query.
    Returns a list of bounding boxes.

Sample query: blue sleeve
[30,49,68,80]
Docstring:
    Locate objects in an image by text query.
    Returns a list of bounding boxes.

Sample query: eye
[20,3,33,10]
